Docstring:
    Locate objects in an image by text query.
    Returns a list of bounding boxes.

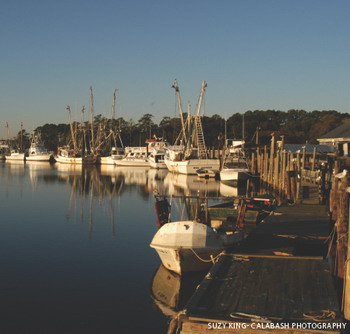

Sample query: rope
[302,310,336,322]
[190,248,225,263]
[326,225,336,259]
[230,312,275,322]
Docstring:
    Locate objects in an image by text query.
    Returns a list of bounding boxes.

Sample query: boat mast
[172,79,187,144]
[20,122,23,151]
[66,106,78,152]
[81,106,87,154]
[6,122,10,147]
[194,81,208,159]
[89,86,95,153]
[112,88,124,148]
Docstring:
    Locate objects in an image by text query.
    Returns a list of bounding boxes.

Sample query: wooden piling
[344,187,350,320]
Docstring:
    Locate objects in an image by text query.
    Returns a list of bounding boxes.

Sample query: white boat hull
[165,159,220,175]
[150,220,243,275]
[100,156,122,165]
[56,155,83,164]
[220,168,249,181]
[115,158,150,167]
[26,154,52,162]
[151,246,224,275]
[149,159,167,169]
[6,153,25,161]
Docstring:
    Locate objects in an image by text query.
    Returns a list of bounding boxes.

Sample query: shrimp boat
[56,146,98,164]
[5,122,25,162]
[164,80,220,175]
[150,220,243,275]
[99,89,126,165]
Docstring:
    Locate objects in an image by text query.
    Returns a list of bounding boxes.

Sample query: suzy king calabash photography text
[207,322,347,330]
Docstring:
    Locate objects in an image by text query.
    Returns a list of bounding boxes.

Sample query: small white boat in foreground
[150,220,243,275]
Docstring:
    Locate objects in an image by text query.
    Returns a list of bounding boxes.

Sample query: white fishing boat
[115,147,149,167]
[164,80,220,175]
[148,151,167,168]
[56,146,97,164]
[5,122,25,162]
[99,89,126,165]
[6,149,25,161]
[219,139,250,182]
[220,157,250,182]
[26,138,53,162]
[147,138,169,169]
[150,220,243,275]
[100,147,125,165]
[166,156,220,175]
[0,142,9,160]
[196,168,216,179]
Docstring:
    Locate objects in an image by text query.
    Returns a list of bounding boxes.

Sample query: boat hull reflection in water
[150,265,205,318]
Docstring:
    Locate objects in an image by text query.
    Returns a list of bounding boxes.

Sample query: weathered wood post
[312,146,317,172]
[345,186,350,320]
[296,152,301,202]
[269,134,275,187]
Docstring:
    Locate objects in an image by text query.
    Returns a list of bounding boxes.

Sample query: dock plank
[180,254,341,333]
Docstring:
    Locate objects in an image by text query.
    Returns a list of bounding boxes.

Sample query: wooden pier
[175,255,342,334]
[168,177,348,333]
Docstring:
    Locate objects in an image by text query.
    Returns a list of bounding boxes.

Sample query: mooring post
[344,186,350,320]
[312,146,317,172]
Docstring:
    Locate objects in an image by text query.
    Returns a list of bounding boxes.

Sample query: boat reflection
[150,265,205,318]
[219,180,249,197]
[163,173,220,197]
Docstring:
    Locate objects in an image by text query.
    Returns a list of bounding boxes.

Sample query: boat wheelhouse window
[225,161,248,169]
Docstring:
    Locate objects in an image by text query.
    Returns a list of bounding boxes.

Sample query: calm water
[0,162,243,334]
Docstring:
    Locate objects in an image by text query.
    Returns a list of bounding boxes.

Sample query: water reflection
[164,173,220,197]
[150,265,205,318]
[0,162,260,334]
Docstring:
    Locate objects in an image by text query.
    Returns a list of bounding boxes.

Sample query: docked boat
[196,168,216,179]
[0,142,9,160]
[148,151,167,168]
[147,137,169,169]
[100,147,125,165]
[220,139,250,182]
[164,80,220,175]
[56,146,97,164]
[220,157,250,182]
[6,149,25,161]
[115,147,149,167]
[99,89,126,165]
[26,138,53,162]
[150,220,244,275]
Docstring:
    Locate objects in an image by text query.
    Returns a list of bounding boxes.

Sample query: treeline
[13,109,350,152]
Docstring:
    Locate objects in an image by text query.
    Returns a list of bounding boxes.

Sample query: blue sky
[1,0,350,138]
